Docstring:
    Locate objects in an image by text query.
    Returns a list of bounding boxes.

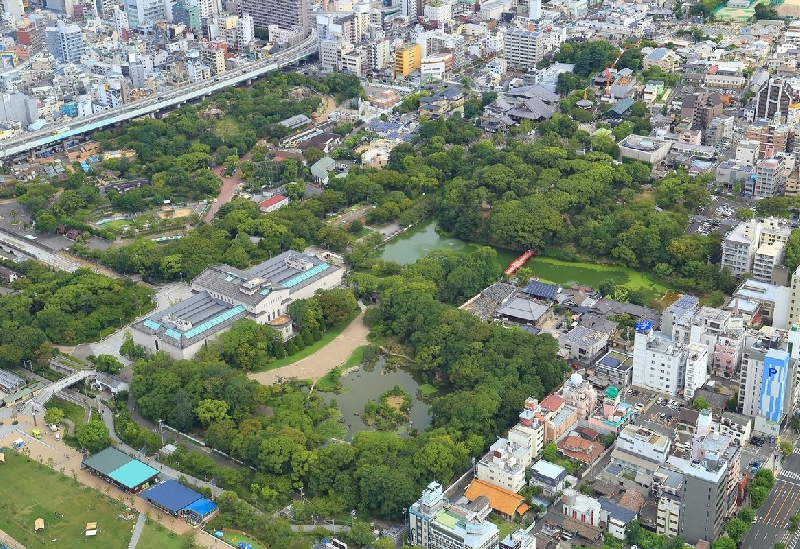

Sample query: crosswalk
[780,470,800,481]
[794,446,800,455]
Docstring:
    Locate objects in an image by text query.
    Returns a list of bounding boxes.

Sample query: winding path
[248,310,369,386]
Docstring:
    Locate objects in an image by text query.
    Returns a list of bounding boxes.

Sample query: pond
[321,360,432,440]
[378,220,517,267]
[378,220,666,296]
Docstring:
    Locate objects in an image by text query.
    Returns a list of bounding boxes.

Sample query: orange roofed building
[464,479,529,520]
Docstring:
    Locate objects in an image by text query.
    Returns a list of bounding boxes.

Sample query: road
[0,30,318,161]
[0,226,82,272]
[743,448,800,549]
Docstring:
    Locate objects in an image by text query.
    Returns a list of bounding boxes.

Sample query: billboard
[759,349,790,423]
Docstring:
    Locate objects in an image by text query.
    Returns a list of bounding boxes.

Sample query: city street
[743,449,800,549]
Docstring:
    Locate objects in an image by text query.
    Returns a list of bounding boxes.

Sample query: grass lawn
[418,383,438,397]
[0,450,134,548]
[316,345,367,392]
[103,220,130,231]
[526,256,668,301]
[487,515,517,541]
[218,529,266,549]
[256,312,361,372]
[46,396,86,426]
[139,519,189,549]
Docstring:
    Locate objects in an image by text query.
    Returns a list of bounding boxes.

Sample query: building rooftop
[464,479,528,517]
[531,460,567,481]
[497,296,549,323]
[134,291,248,349]
[559,325,608,345]
[598,496,637,523]
[596,351,634,372]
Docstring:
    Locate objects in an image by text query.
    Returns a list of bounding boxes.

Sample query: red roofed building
[259,195,290,213]
[557,434,603,463]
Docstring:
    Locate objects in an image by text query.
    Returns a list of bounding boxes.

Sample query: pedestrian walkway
[128,512,146,549]
[96,405,222,497]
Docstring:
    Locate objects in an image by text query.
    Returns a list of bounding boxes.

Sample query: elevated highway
[0,30,318,161]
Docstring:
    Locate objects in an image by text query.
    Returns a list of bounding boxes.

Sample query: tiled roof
[464,479,527,517]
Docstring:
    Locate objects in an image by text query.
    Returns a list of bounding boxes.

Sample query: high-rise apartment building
[721,218,792,279]
[632,322,687,396]
[678,440,732,543]
[503,27,562,71]
[394,43,421,77]
[45,21,86,64]
[126,0,166,30]
[752,76,800,123]
[753,157,787,198]
[239,0,308,32]
[173,0,201,30]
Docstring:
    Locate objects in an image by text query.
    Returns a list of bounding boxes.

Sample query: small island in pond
[362,385,412,430]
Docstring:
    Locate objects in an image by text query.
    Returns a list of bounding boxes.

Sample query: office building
[752,241,786,283]
[239,0,308,32]
[408,481,500,549]
[45,21,86,64]
[684,343,708,400]
[528,0,540,20]
[678,446,730,543]
[173,0,201,30]
[789,265,800,327]
[657,492,681,538]
[739,331,796,436]
[662,294,699,339]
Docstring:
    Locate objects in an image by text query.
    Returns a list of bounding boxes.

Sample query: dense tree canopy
[0,261,152,366]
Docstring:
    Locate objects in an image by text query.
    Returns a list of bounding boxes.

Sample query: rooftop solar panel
[523,280,559,299]
[600,356,621,368]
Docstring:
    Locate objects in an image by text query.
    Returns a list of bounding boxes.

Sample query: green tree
[315,288,359,327]
[780,439,794,457]
[750,485,769,508]
[543,441,558,462]
[195,399,229,426]
[737,507,755,524]
[91,354,123,374]
[712,538,737,549]
[347,520,376,546]
[693,396,709,410]
[75,419,111,453]
[44,407,65,425]
[725,518,748,543]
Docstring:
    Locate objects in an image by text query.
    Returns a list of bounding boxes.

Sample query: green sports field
[0,449,134,548]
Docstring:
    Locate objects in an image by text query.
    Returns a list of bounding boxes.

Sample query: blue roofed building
[131,251,343,359]
[141,479,216,522]
[82,447,159,493]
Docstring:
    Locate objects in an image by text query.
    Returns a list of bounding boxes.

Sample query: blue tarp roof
[142,480,203,513]
[184,498,217,517]
[108,460,159,489]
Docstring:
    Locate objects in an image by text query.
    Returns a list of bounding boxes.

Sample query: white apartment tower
[45,21,86,64]
[633,321,687,396]
[503,27,563,71]
[529,0,541,20]
[684,343,709,400]
[237,13,255,48]
[721,218,792,279]
[789,265,800,327]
